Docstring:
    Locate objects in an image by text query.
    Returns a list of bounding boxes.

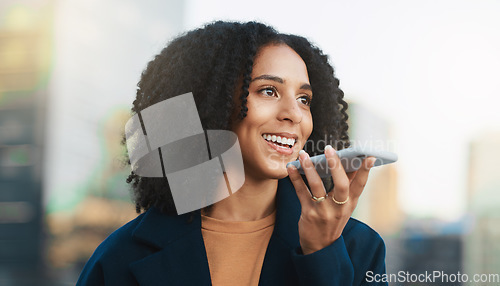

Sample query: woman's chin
[267,167,290,180]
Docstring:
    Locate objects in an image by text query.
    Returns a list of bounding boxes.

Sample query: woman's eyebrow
[251,74,284,83]
[300,83,312,91]
[252,74,312,91]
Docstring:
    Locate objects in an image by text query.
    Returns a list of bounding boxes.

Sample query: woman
[77,21,387,286]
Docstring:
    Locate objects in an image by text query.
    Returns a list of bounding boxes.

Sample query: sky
[44,0,500,220]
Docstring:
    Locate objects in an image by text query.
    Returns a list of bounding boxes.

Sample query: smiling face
[232,44,313,181]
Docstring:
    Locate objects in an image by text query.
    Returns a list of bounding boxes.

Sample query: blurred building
[397,219,464,286]
[2,0,187,285]
[348,102,402,235]
[0,1,53,285]
[464,133,500,283]
[41,0,187,284]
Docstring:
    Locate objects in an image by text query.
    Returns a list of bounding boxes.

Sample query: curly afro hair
[125,21,350,215]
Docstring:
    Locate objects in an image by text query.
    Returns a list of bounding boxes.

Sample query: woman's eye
[298,95,312,106]
[260,87,277,97]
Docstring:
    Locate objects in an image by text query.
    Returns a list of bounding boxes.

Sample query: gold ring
[332,195,349,205]
[311,194,327,203]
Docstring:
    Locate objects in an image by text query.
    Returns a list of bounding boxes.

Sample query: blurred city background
[1,0,499,285]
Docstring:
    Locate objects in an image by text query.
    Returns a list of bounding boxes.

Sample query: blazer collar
[129,177,301,286]
[257,178,302,285]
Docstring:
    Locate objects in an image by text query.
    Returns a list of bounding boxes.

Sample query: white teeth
[262,133,296,147]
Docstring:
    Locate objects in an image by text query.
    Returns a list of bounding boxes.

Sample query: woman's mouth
[262,133,296,155]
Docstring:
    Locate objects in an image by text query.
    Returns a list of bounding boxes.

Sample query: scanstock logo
[125,93,245,214]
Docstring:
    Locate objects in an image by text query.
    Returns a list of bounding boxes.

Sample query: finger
[287,165,313,206]
[298,150,327,198]
[325,145,350,203]
[347,170,358,183]
[349,157,376,199]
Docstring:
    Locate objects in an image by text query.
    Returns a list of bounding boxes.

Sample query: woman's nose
[277,93,302,124]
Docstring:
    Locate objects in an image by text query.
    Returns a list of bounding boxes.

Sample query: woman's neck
[201,177,278,221]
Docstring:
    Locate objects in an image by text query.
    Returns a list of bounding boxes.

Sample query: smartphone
[286,146,398,178]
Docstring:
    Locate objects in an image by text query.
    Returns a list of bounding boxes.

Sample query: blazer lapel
[128,177,301,286]
[129,208,211,286]
[259,178,301,286]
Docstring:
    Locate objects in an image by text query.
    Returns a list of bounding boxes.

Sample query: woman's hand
[287,145,376,255]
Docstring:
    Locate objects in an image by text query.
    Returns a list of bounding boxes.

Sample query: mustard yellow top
[201,210,276,286]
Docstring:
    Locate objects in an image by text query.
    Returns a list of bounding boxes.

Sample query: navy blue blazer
[76,178,387,285]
